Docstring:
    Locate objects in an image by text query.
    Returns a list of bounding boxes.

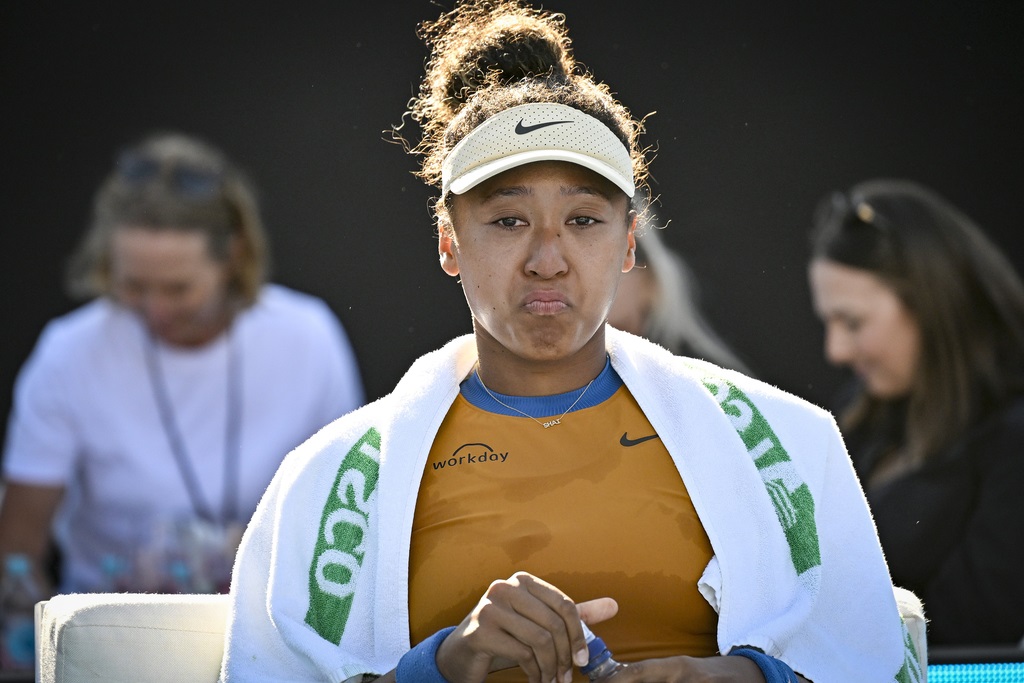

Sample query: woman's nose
[824,325,853,366]
[524,226,569,278]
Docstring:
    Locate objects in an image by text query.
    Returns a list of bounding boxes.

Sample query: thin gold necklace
[475,368,596,429]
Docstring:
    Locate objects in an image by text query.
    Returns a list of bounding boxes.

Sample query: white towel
[221,329,918,682]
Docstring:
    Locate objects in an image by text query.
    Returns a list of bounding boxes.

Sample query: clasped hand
[433,571,771,683]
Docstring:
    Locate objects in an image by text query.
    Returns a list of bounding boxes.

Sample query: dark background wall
[2,2,1022,447]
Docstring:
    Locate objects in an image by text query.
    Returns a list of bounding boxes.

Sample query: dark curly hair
[395,0,654,225]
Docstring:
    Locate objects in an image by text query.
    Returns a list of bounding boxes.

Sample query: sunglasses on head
[116,151,224,199]
[821,191,889,232]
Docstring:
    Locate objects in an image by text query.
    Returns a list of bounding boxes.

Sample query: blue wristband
[728,647,798,683]
[396,626,458,683]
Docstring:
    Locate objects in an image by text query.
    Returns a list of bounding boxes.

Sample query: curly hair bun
[397,0,652,222]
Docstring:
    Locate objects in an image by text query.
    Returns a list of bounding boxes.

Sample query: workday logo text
[433,442,509,470]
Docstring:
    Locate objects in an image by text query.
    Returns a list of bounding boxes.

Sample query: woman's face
[442,161,635,368]
[109,226,234,347]
[808,258,921,398]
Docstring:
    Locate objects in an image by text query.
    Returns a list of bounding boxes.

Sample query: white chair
[34,592,229,683]
[34,586,928,682]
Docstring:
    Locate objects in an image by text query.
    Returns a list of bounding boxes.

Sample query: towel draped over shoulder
[220,329,919,682]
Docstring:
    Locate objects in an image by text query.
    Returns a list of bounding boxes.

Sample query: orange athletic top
[408,366,719,681]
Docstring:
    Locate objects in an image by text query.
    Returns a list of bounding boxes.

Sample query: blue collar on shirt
[460,356,623,418]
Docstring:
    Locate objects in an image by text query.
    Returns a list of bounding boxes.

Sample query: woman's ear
[438,224,460,277]
[622,211,638,273]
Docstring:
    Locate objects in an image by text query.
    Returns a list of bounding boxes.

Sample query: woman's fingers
[573,597,618,666]
[492,573,580,680]
[577,597,619,626]
[437,571,608,683]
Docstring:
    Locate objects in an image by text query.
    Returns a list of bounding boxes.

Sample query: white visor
[441,102,635,198]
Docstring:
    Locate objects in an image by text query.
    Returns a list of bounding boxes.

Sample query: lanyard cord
[143,328,242,524]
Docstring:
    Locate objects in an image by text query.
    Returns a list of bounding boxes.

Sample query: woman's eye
[571,215,598,227]
[842,317,862,333]
[496,216,524,229]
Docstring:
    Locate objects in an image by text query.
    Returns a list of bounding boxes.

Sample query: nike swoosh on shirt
[515,119,573,134]
[620,432,660,447]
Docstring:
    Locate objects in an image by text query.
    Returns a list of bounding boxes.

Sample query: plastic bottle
[164,557,194,594]
[99,553,131,593]
[579,622,626,681]
[0,553,41,672]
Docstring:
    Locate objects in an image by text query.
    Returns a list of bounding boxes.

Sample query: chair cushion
[35,592,229,683]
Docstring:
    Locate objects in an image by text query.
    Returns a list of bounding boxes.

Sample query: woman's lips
[523,291,569,315]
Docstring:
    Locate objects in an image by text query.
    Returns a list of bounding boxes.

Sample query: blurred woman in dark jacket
[808,178,1024,645]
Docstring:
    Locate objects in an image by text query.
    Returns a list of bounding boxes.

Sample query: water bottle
[0,553,41,672]
[99,553,131,593]
[579,622,626,681]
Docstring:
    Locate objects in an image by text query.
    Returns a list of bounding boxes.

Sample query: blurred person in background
[808,177,1024,645]
[0,132,365,596]
[607,220,751,374]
